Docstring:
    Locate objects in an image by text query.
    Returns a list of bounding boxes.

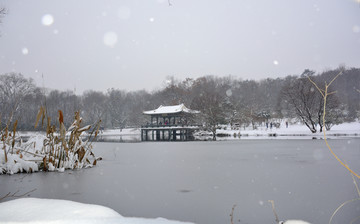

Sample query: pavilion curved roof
[143,104,199,115]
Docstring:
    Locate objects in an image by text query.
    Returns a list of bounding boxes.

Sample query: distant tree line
[0,67,359,133]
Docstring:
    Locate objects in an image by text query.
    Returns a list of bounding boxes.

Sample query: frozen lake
[1,139,360,224]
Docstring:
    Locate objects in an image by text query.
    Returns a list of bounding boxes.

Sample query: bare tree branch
[0,7,7,24]
[230,204,237,224]
[0,188,37,201]
[308,72,360,179]
[268,200,280,223]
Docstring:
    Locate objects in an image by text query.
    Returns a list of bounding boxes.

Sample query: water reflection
[95,135,141,143]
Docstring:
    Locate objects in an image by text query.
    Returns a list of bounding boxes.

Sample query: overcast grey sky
[0,0,359,94]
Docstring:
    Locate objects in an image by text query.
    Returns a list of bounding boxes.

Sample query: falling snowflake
[353,25,360,33]
[103,32,118,47]
[22,48,29,55]
[226,89,232,97]
[273,60,279,65]
[42,14,54,26]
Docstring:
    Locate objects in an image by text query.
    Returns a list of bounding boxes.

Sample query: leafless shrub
[0,189,36,201]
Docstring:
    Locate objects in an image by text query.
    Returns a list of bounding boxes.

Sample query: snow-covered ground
[215,121,360,139]
[0,198,194,224]
[0,198,310,224]
[97,122,360,140]
[18,122,359,140]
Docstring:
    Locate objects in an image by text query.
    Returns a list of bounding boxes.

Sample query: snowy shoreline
[17,121,360,141]
[85,121,360,139]
[0,198,195,224]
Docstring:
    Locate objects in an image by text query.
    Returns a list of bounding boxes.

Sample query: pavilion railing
[141,123,201,128]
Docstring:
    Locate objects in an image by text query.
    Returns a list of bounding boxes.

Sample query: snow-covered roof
[143,104,199,115]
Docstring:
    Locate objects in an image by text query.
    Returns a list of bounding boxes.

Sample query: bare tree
[280,72,321,133]
[0,7,6,36]
[308,71,360,180]
[18,87,44,130]
[190,76,227,140]
[125,90,153,127]
[0,73,36,127]
[106,88,128,128]
[45,90,80,127]
[81,90,107,126]
[0,7,6,23]
[280,70,341,133]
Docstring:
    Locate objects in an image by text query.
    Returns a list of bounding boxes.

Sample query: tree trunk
[212,126,217,141]
[304,121,317,133]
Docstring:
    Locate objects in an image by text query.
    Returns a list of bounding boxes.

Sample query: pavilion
[141,104,200,141]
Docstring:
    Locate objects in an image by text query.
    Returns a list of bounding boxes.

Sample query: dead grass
[308,72,359,179]
[308,73,360,223]
[36,108,101,171]
[1,106,101,174]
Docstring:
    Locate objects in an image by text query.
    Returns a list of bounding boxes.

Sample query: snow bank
[101,121,359,140]
[281,221,311,224]
[214,121,360,139]
[0,198,195,224]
